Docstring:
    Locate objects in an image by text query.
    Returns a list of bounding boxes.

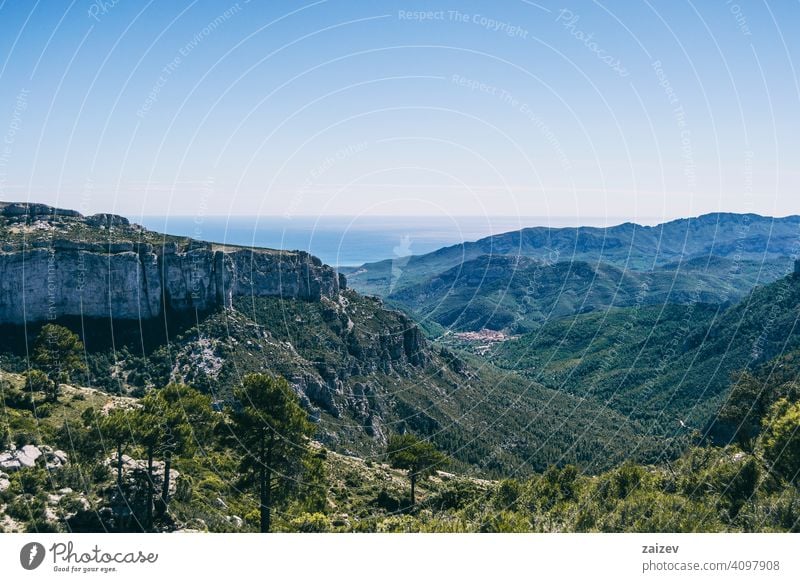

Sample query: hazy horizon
[140,213,655,266]
[135,211,800,267]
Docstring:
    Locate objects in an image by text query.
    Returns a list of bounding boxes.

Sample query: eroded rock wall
[0,240,344,325]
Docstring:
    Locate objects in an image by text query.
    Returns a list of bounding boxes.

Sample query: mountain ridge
[343,212,800,300]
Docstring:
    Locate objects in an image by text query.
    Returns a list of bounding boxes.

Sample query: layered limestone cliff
[0,203,345,325]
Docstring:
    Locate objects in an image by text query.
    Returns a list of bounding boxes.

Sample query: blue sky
[0,0,797,222]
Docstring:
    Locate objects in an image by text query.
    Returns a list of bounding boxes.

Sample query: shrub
[12,432,37,447]
[424,479,483,512]
[376,515,419,533]
[33,402,54,418]
[372,489,403,512]
[526,464,581,512]
[19,468,49,495]
[706,455,760,518]
[761,399,800,484]
[197,475,226,494]
[52,465,90,492]
[594,462,652,505]
[1,380,34,410]
[289,512,332,532]
[598,490,723,533]
[493,479,522,511]
[752,489,800,532]
[419,515,472,532]
[6,494,47,521]
[90,463,111,484]
[24,369,53,396]
[0,423,9,450]
[59,494,87,516]
[479,510,531,533]
[174,475,193,503]
[243,508,261,528]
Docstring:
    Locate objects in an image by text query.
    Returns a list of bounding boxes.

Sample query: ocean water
[139,215,648,267]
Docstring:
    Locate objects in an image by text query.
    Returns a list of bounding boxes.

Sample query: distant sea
[138,215,655,267]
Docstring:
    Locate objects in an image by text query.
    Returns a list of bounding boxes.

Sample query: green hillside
[387,254,786,333]
[491,269,800,438]
[3,354,799,533]
[0,290,661,476]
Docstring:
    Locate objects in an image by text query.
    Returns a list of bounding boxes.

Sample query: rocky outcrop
[0,444,42,471]
[0,210,345,325]
[102,454,180,497]
[0,444,68,472]
[0,201,81,219]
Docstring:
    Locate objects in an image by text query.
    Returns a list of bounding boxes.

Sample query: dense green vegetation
[1,274,799,533]
[3,259,799,534]
[31,324,87,402]
[0,359,325,533]
[2,346,799,533]
[0,297,664,475]
[386,255,785,333]
[488,271,800,455]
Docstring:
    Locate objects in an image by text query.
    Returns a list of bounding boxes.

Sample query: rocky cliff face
[0,203,345,325]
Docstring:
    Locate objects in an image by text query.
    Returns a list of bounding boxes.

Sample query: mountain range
[1,204,799,475]
[0,202,661,474]
[342,213,799,333]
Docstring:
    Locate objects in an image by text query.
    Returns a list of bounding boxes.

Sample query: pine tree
[229,374,315,532]
[386,434,447,507]
[133,405,165,531]
[32,324,87,401]
[149,384,214,513]
[99,408,136,493]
